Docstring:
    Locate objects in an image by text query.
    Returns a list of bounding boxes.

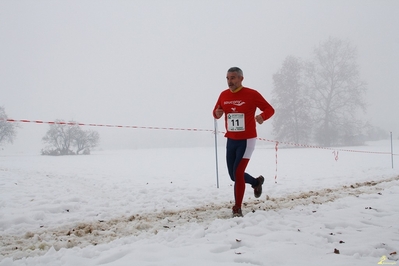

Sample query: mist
[1,1,398,153]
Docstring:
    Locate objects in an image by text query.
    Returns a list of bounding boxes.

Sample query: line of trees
[271,37,383,147]
[41,120,100,155]
[0,108,100,155]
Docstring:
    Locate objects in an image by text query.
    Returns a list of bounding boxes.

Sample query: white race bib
[227,113,245,132]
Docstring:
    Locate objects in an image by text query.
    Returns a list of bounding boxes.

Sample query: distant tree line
[271,36,387,146]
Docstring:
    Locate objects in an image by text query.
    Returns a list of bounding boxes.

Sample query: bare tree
[272,56,312,144]
[42,120,79,155]
[305,37,367,146]
[42,120,99,155]
[0,106,18,146]
[74,129,99,155]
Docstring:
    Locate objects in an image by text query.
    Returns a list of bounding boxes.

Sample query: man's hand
[215,105,224,119]
[255,115,264,124]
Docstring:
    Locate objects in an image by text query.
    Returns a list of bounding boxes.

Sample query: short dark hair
[227,67,243,77]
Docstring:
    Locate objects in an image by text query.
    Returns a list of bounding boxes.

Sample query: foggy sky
[1,0,399,152]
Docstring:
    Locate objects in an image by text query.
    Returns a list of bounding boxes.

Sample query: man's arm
[214,105,224,119]
[213,95,224,119]
[255,91,275,123]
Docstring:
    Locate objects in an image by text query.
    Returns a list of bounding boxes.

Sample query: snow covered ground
[0,139,398,266]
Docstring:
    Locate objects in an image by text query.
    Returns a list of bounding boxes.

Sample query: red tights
[234,158,250,208]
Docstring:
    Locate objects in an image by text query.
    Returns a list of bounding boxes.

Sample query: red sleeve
[255,91,275,120]
[212,94,223,119]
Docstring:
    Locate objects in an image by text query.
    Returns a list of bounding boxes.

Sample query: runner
[213,67,275,217]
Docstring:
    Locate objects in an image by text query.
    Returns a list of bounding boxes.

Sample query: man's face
[226,71,243,92]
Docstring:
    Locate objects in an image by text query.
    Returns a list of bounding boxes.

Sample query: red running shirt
[213,87,274,140]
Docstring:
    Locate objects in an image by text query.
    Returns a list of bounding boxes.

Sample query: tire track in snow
[1,175,398,260]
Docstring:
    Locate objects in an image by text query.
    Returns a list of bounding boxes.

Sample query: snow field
[0,140,398,265]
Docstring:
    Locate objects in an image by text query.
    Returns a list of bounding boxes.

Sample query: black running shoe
[253,175,264,198]
[232,206,243,217]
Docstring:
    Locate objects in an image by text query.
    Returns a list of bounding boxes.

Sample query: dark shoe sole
[254,175,264,198]
[232,206,243,217]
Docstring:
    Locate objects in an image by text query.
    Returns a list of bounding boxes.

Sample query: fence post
[214,119,220,188]
[391,132,394,169]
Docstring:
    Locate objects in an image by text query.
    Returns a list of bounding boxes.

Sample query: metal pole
[391,132,394,169]
[214,119,220,188]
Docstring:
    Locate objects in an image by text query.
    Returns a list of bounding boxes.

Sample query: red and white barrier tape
[3,118,398,184]
[3,118,214,133]
[257,137,394,155]
[3,118,397,156]
[332,151,339,161]
[274,141,279,183]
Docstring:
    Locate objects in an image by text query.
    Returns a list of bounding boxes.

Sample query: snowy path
[2,175,398,260]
